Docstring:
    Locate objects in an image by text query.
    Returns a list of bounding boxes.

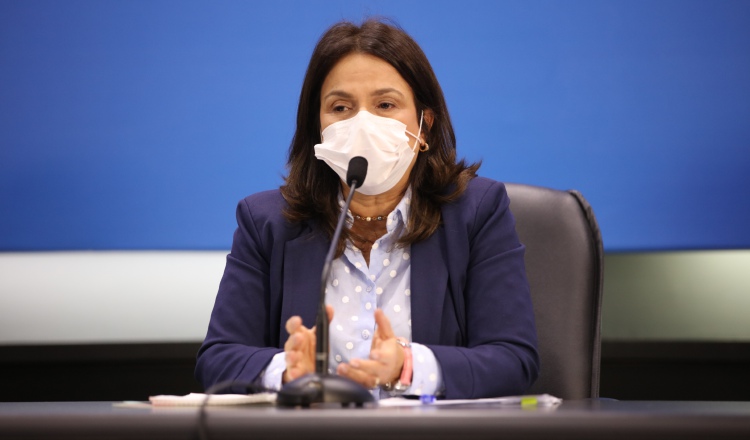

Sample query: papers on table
[148,392,277,407]
[138,392,559,408]
[378,394,562,408]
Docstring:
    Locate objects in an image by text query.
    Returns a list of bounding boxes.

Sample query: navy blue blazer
[196,177,539,398]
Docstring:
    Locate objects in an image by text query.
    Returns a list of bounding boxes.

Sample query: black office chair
[505,183,604,399]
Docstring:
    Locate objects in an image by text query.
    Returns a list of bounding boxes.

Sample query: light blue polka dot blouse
[262,188,444,398]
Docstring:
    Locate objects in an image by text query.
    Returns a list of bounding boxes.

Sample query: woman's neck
[342,181,407,219]
[342,181,407,267]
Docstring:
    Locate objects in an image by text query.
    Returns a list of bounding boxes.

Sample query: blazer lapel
[281,229,328,342]
[410,228,449,345]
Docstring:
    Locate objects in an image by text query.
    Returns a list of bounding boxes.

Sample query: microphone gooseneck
[277,157,373,408]
[317,156,368,375]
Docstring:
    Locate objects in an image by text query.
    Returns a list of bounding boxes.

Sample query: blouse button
[361,330,371,340]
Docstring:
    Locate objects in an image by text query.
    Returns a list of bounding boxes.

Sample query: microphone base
[276,374,375,408]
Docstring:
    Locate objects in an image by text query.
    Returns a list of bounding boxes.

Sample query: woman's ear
[419,109,435,148]
[418,109,435,153]
[423,109,435,131]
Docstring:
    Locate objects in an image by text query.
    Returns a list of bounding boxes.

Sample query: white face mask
[314,110,423,196]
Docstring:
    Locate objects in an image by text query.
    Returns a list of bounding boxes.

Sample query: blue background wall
[2,0,749,252]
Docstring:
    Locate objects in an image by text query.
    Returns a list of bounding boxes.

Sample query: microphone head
[346,156,368,188]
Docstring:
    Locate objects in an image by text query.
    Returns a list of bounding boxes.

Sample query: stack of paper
[149,392,277,407]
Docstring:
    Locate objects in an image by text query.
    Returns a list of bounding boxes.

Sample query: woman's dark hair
[281,18,480,255]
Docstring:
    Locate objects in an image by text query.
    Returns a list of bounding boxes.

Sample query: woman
[195,19,539,399]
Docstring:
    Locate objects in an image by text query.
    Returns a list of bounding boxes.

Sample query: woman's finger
[285,315,303,335]
[369,339,404,384]
[307,326,316,355]
[374,309,395,339]
[337,361,381,389]
[283,332,300,352]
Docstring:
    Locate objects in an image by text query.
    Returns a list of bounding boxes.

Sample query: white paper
[148,392,277,407]
[378,394,562,407]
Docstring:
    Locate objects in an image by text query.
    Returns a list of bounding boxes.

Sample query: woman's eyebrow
[372,88,405,98]
[322,90,353,101]
[322,88,405,101]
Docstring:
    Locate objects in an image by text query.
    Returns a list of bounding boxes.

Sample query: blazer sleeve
[428,179,540,398]
[194,194,284,393]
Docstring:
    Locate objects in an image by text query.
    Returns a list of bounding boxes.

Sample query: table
[2,399,750,439]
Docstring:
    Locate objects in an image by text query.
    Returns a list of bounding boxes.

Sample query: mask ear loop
[411,111,429,152]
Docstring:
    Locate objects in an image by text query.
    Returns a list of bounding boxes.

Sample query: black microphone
[346,156,368,188]
[277,157,374,408]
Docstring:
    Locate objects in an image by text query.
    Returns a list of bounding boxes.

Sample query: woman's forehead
[321,53,412,97]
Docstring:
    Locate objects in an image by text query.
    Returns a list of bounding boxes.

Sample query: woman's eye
[333,105,347,113]
[378,102,395,110]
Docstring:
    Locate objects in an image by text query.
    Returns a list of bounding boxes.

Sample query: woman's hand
[282,306,334,384]
[336,309,404,389]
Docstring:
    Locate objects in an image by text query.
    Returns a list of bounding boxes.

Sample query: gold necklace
[351,212,387,222]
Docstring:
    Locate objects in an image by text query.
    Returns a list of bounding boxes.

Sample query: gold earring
[419,141,429,152]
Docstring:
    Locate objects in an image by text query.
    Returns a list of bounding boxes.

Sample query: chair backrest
[505,183,604,399]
